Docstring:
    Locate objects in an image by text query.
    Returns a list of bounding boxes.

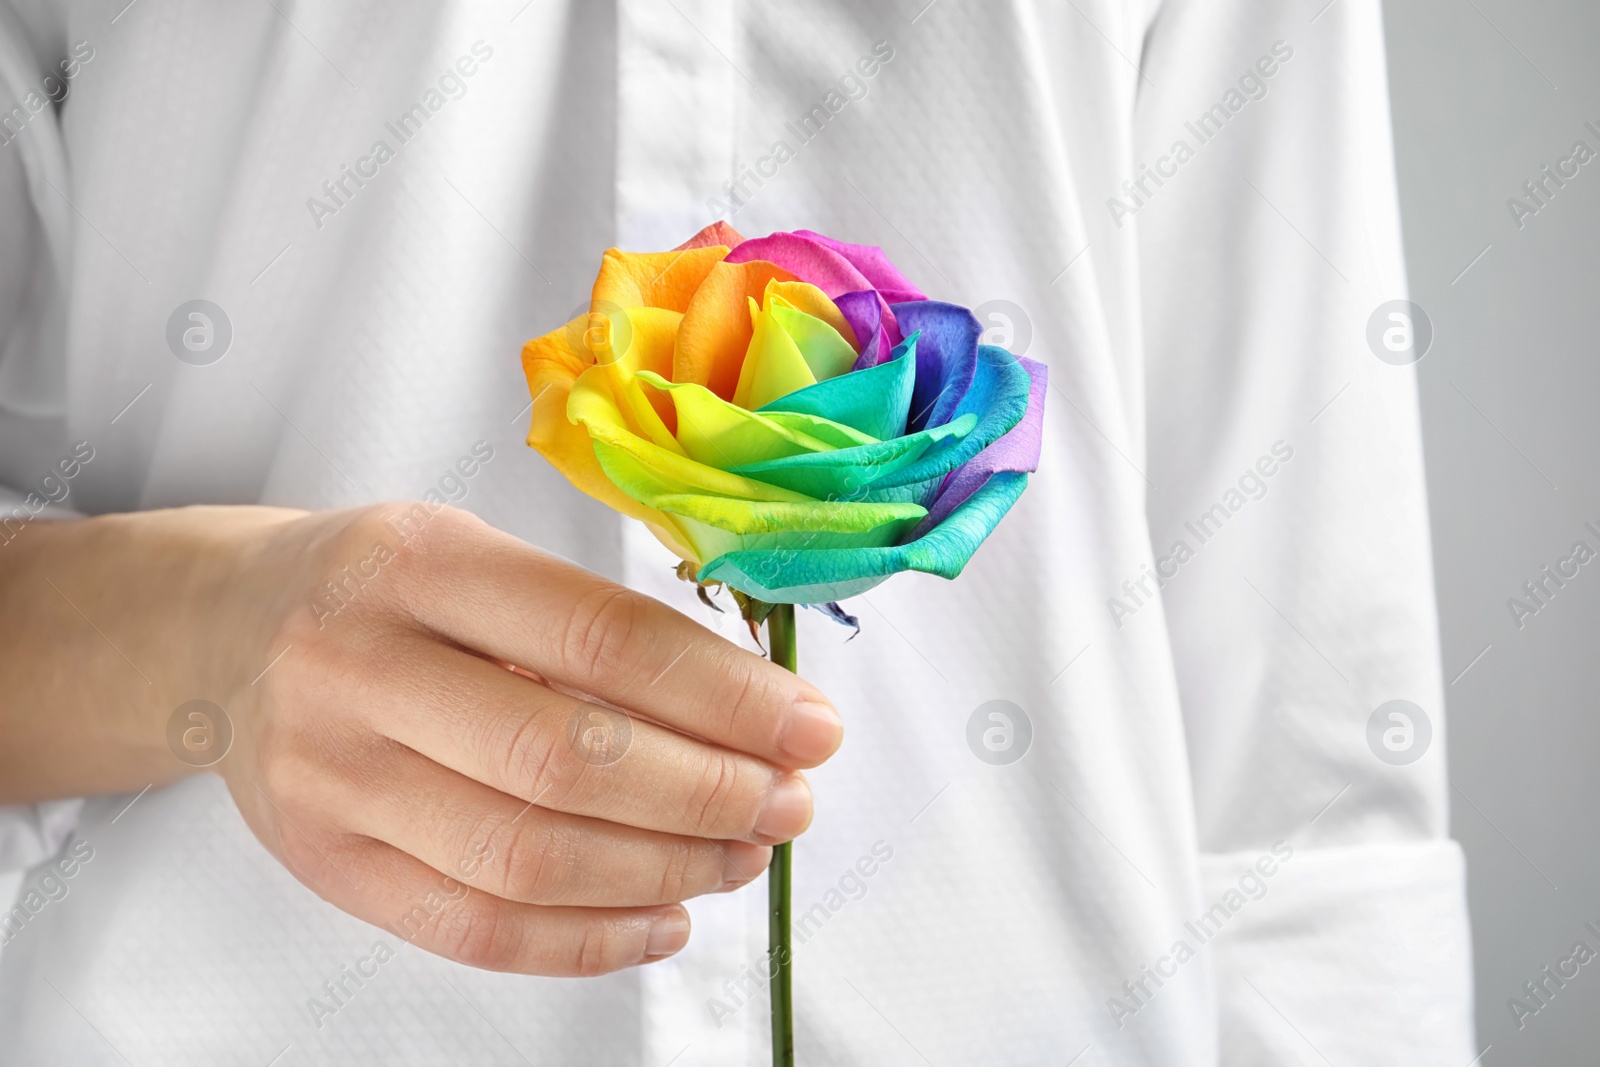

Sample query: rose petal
[675,220,745,251]
[675,259,796,397]
[758,332,915,440]
[592,245,730,313]
[696,470,1029,603]
[521,313,697,561]
[879,343,1032,494]
[910,357,1046,538]
[836,289,899,365]
[792,230,927,300]
[639,370,874,470]
[894,301,981,432]
[725,233,874,300]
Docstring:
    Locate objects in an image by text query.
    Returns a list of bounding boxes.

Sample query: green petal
[587,436,812,505]
[638,370,874,470]
[726,413,977,500]
[696,471,1029,603]
[768,300,857,381]
[606,461,923,567]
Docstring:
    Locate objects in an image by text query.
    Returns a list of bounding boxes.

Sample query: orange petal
[592,245,729,314]
[675,221,745,251]
[675,259,798,399]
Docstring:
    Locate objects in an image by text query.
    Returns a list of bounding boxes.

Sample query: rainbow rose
[521,222,1046,605]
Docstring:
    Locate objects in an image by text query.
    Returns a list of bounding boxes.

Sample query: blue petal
[894,301,980,432]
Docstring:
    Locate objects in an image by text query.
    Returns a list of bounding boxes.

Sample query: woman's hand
[0,503,841,976]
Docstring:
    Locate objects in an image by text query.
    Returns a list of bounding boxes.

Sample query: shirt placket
[613,1,754,1063]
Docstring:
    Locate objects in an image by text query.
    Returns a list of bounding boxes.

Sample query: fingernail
[644,912,691,961]
[752,773,812,843]
[781,700,843,763]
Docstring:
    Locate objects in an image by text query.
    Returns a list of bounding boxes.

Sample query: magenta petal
[792,230,928,301]
[725,233,874,299]
[910,357,1047,538]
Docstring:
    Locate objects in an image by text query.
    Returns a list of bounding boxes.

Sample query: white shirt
[0,0,1473,1063]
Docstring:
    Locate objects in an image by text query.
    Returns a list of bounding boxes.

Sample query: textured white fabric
[1200,841,1474,1066]
[0,0,1472,1063]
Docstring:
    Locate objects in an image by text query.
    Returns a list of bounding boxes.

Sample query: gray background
[1385,0,1600,1061]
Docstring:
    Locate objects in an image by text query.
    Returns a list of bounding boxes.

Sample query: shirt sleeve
[1134,1,1475,1062]
[0,0,71,419]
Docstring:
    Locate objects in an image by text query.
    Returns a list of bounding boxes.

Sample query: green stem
[766,602,797,1067]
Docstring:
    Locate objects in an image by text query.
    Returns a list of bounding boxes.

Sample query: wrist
[0,505,306,801]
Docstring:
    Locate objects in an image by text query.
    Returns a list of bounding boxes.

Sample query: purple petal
[836,290,884,358]
[837,289,905,367]
[911,357,1047,538]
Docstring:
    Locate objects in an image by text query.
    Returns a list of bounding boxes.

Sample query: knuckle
[499,823,572,903]
[504,707,583,808]
[573,922,624,978]
[686,752,745,836]
[443,900,521,972]
[656,840,699,903]
[560,585,641,681]
[718,660,779,746]
[254,729,319,806]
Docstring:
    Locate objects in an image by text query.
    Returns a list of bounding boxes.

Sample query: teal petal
[731,344,1029,504]
[696,470,1029,603]
[756,334,916,440]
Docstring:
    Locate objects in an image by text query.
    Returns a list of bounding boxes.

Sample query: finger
[398,513,842,767]
[345,739,771,906]
[289,832,692,976]
[370,634,814,844]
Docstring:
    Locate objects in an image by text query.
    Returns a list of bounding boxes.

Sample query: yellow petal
[674,259,797,399]
[765,278,858,349]
[638,370,841,469]
[573,372,813,502]
[732,296,818,411]
[520,319,698,561]
[591,307,685,455]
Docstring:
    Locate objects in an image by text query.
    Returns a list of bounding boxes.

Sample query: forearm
[0,505,305,803]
